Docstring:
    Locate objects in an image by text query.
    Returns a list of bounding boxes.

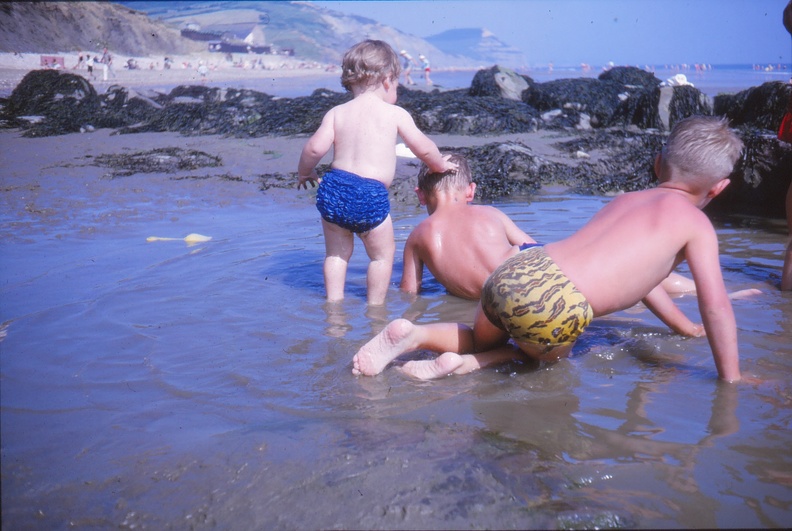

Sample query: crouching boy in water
[401,152,536,300]
[297,40,454,305]
[353,116,745,382]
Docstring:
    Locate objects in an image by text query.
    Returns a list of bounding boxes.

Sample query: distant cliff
[426,28,527,68]
[0,2,203,55]
[120,0,483,67]
[0,1,525,69]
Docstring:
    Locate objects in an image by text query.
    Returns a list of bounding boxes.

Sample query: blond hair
[417,153,471,194]
[663,116,743,187]
[340,40,401,92]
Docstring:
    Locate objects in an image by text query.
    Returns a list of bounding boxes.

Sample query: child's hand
[297,170,319,190]
[440,154,458,174]
[688,323,706,337]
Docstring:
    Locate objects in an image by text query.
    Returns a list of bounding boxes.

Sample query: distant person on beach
[86,55,95,78]
[197,60,209,82]
[401,152,536,300]
[399,50,418,85]
[297,39,454,305]
[418,54,432,85]
[100,50,116,81]
[353,116,745,382]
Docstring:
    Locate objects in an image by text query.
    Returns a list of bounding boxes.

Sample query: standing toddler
[298,40,453,305]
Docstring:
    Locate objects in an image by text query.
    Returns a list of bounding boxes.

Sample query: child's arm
[686,225,740,382]
[400,235,424,294]
[395,107,451,173]
[297,110,335,189]
[643,285,705,337]
[496,210,535,246]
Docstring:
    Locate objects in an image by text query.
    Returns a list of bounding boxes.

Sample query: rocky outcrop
[1,68,789,218]
[1,69,100,136]
[714,82,792,132]
[469,65,532,101]
[706,129,792,219]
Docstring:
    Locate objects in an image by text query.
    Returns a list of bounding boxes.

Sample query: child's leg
[397,304,518,380]
[359,215,395,305]
[322,219,354,302]
[402,344,525,380]
[473,302,572,362]
[661,272,696,294]
[352,318,476,376]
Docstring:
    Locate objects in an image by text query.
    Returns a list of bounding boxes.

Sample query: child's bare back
[400,154,534,299]
[547,186,722,316]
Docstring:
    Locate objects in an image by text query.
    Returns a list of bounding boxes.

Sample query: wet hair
[417,153,471,194]
[663,116,743,187]
[340,40,401,92]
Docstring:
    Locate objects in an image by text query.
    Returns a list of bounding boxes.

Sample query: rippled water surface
[2,182,791,529]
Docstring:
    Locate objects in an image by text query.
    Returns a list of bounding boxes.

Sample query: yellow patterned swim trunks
[481,246,593,346]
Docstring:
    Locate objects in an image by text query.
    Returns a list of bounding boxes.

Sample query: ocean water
[1,148,791,529]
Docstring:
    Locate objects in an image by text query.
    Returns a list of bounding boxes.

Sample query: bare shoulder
[405,219,434,254]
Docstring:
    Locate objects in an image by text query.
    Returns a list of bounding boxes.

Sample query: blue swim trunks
[316,168,390,233]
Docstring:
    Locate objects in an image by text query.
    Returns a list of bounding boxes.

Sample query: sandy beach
[0,50,341,98]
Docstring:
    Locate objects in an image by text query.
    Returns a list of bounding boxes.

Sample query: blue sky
[326,0,792,67]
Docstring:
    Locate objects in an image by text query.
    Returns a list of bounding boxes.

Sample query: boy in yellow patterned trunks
[297,40,454,305]
[353,116,745,382]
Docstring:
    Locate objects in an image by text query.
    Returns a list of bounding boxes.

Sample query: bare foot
[352,319,418,376]
[729,288,762,300]
[402,352,464,380]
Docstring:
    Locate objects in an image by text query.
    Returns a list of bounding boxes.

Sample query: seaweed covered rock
[552,128,665,193]
[448,141,560,199]
[97,85,162,129]
[93,147,222,178]
[2,69,100,136]
[714,82,792,132]
[524,77,624,129]
[707,129,792,218]
[598,66,661,88]
[524,71,711,132]
[118,86,349,136]
[399,86,539,135]
[658,84,713,131]
[469,65,532,101]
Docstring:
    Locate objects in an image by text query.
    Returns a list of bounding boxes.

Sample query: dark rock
[524,77,624,129]
[714,82,792,132]
[469,65,533,100]
[598,66,661,88]
[661,84,713,131]
[551,128,665,193]
[706,129,792,218]
[97,85,162,129]
[448,141,558,199]
[399,86,539,135]
[2,69,100,136]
